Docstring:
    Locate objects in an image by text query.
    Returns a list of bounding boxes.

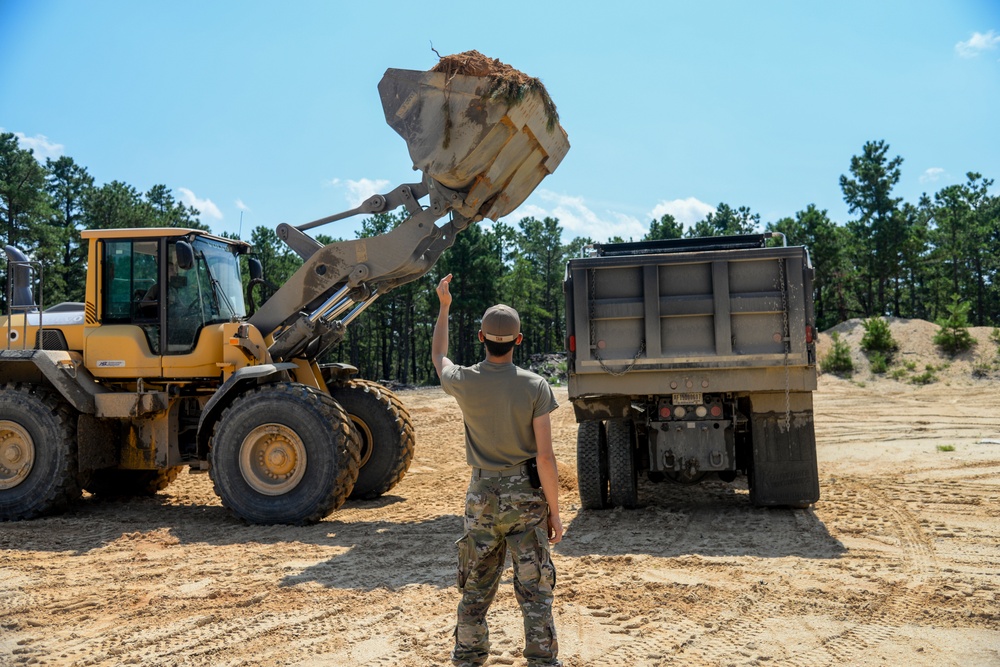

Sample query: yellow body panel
[83,325,161,378]
[160,324,228,378]
[0,314,86,352]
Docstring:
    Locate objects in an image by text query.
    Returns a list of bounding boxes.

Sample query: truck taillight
[805,325,814,344]
[710,405,722,418]
[569,335,576,352]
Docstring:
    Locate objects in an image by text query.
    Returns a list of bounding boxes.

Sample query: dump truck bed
[565,237,817,399]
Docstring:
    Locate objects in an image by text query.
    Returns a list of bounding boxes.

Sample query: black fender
[318,362,359,384]
[0,349,100,414]
[196,363,298,455]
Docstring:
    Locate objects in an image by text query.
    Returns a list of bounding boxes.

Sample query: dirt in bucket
[430,50,560,130]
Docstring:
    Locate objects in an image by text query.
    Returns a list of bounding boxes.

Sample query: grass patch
[889,368,909,380]
[936,445,956,452]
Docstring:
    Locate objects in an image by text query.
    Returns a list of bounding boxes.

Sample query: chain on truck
[565,233,820,510]
[0,64,570,525]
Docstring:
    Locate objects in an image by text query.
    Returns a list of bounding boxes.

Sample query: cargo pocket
[456,533,474,591]
[510,525,556,593]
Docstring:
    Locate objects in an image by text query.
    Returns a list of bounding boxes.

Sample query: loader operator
[138,246,199,351]
[432,273,563,667]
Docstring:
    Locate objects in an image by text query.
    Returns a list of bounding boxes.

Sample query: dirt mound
[817,317,1000,385]
[526,352,568,386]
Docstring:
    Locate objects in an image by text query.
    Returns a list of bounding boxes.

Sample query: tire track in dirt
[679,474,943,667]
[3,381,999,666]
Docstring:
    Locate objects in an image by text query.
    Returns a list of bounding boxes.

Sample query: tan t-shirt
[441,360,559,470]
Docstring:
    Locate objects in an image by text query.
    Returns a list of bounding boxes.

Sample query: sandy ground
[2,320,999,667]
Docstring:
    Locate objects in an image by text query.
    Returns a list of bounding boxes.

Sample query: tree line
[2,132,997,385]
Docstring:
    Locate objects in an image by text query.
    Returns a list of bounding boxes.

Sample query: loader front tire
[576,420,609,510]
[328,380,414,500]
[0,384,80,521]
[209,383,361,525]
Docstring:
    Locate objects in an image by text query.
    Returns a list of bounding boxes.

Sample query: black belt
[472,464,529,479]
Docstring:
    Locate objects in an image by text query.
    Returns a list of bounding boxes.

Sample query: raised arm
[432,273,454,377]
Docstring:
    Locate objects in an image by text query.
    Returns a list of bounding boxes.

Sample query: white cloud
[177,187,223,220]
[504,189,646,242]
[6,130,65,160]
[649,197,716,225]
[955,30,1000,58]
[330,177,391,207]
[919,167,946,184]
[235,198,251,212]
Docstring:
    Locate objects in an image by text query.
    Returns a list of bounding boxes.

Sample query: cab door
[84,237,163,378]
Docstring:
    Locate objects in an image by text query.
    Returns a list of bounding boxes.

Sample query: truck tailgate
[566,245,816,395]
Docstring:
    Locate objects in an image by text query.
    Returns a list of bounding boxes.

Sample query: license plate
[672,392,702,405]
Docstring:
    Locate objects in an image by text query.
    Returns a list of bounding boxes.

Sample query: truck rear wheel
[607,419,638,508]
[84,467,183,497]
[328,380,414,500]
[576,420,609,509]
[209,383,361,525]
[0,384,80,521]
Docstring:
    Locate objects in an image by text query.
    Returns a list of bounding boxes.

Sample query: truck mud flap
[749,400,819,507]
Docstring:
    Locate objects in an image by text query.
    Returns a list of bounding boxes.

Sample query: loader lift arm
[249,174,476,362]
[251,65,570,364]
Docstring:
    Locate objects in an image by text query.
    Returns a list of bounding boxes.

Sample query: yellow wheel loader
[0,63,569,524]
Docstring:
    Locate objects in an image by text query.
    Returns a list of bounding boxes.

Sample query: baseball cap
[481,304,520,342]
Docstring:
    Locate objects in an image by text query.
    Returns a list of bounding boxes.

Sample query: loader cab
[86,230,250,377]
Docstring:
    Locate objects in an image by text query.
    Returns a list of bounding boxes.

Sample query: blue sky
[2,0,998,243]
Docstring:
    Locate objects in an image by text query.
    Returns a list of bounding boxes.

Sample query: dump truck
[565,234,819,509]
[0,62,570,524]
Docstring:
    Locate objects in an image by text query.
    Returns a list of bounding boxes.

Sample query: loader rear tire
[209,383,361,525]
[328,380,414,500]
[607,419,638,508]
[576,420,609,510]
[0,384,80,521]
[84,467,183,498]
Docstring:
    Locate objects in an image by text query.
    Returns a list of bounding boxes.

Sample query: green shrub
[821,332,854,376]
[936,445,955,452]
[933,295,975,356]
[991,327,1000,344]
[861,317,899,355]
[910,370,938,385]
[868,351,889,374]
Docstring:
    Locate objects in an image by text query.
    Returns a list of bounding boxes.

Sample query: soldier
[432,273,563,667]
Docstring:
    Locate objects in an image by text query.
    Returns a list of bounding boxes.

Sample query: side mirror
[175,241,195,270]
[248,257,263,282]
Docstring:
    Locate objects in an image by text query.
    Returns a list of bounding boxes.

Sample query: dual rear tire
[576,418,638,510]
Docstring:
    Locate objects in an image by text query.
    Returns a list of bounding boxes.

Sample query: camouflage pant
[452,472,560,667]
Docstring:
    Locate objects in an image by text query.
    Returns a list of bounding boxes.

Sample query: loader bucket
[378,68,570,221]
